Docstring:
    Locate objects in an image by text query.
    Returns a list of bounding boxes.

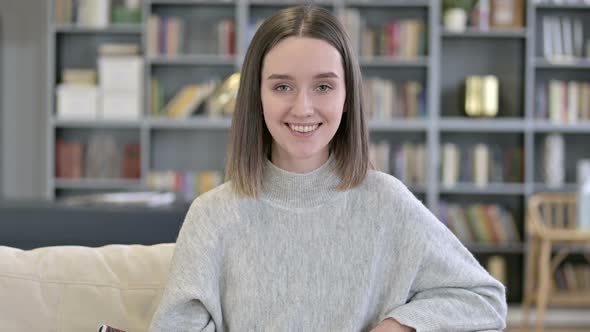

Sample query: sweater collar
[261,155,342,210]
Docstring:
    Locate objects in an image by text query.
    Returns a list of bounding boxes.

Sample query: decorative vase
[444,8,468,32]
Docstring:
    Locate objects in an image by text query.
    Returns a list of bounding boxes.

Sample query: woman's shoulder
[183,181,247,225]
[189,181,250,213]
[362,169,411,196]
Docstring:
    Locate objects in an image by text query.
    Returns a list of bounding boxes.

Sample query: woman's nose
[291,91,314,117]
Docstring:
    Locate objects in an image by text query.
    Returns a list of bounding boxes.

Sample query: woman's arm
[384,184,507,332]
[149,200,222,332]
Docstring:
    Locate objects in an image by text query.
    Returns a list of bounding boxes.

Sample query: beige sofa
[0,243,174,332]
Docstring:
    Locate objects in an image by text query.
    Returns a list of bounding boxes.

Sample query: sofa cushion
[0,243,174,332]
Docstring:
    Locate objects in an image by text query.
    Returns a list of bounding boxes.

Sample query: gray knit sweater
[149,157,507,332]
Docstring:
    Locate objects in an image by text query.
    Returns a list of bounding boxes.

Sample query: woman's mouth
[286,123,322,136]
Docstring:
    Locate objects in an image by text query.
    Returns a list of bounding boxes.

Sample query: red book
[122,143,141,179]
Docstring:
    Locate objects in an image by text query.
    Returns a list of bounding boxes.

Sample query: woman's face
[260,36,346,172]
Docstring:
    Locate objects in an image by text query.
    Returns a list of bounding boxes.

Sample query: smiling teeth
[289,124,319,133]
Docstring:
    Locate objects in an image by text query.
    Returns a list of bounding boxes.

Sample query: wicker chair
[522,192,590,331]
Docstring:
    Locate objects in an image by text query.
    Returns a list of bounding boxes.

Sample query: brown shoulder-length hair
[226,5,370,197]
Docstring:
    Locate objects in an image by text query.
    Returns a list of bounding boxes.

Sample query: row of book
[57,43,143,120]
[340,9,426,58]
[441,143,524,188]
[150,79,218,118]
[535,80,590,123]
[369,141,427,186]
[438,202,520,244]
[541,16,588,61]
[363,79,426,119]
[56,138,140,180]
[147,171,224,201]
[54,0,142,26]
[554,263,590,292]
[147,15,235,56]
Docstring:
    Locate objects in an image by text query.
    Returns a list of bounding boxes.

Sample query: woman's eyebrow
[266,72,339,80]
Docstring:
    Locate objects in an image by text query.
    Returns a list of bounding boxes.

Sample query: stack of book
[98,43,143,120]
[363,79,426,119]
[438,202,521,244]
[535,80,590,122]
[56,69,100,120]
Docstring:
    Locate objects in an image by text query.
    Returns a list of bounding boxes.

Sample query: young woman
[149,6,507,332]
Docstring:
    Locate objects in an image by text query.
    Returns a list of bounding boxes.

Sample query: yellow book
[164,85,200,118]
[150,79,160,116]
[482,75,499,117]
[487,256,507,286]
[465,76,483,117]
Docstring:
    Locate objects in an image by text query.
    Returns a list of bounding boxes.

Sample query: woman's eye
[274,85,291,92]
[317,84,332,92]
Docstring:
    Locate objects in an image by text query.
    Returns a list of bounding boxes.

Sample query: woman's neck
[270,147,329,174]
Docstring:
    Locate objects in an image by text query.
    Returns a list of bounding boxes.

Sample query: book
[56,140,84,179]
[487,256,507,286]
[62,69,97,85]
[85,134,122,179]
[474,143,490,188]
[122,143,141,179]
[99,43,140,56]
[164,82,217,118]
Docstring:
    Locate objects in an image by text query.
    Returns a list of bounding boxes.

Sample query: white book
[98,56,143,93]
[415,144,426,185]
[101,92,141,120]
[384,80,394,119]
[551,17,563,60]
[377,141,390,174]
[148,16,160,56]
[567,81,579,123]
[544,133,565,188]
[56,84,100,120]
[561,17,573,59]
[442,143,460,188]
[473,143,490,188]
[549,80,563,123]
[542,16,553,60]
[573,19,584,58]
[582,83,590,121]
[369,143,378,171]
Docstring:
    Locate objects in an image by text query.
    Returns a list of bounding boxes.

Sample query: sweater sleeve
[385,184,507,332]
[149,200,223,332]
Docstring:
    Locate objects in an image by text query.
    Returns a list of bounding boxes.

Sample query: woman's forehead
[261,36,344,79]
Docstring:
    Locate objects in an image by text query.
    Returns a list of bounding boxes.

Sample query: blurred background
[1,0,590,330]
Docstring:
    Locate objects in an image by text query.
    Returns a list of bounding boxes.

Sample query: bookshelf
[46,0,590,304]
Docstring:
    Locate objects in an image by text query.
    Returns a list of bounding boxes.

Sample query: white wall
[0,0,48,200]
